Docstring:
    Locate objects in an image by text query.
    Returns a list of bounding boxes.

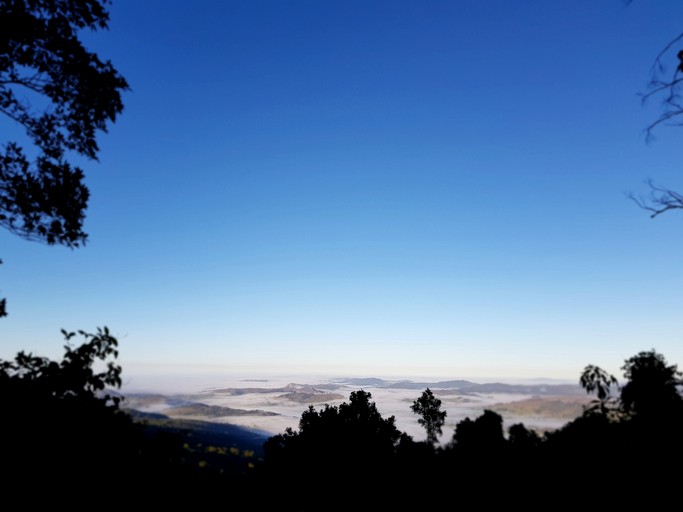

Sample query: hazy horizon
[118,363,581,396]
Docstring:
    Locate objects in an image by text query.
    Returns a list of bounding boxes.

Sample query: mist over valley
[120,374,590,444]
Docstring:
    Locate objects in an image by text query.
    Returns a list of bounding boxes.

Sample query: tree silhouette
[0,0,128,316]
[449,409,506,455]
[411,387,447,445]
[0,327,239,507]
[0,327,138,497]
[579,363,620,418]
[619,349,683,421]
[507,422,541,451]
[264,389,405,471]
[261,389,410,510]
[539,349,683,505]
[440,409,511,498]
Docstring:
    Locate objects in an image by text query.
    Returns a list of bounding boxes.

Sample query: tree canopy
[619,349,683,420]
[0,0,128,316]
[0,327,137,498]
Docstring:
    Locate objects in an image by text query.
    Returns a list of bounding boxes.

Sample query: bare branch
[628,180,683,218]
[640,32,683,141]
[653,33,683,71]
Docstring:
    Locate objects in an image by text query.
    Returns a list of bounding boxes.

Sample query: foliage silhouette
[260,389,415,510]
[447,408,507,476]
[0,327,137,499]
[619,348,683,421]
[579,363,620,418]
[542,348,683,507]
[506,420,542,465]
[0,0,128,316]
[410,387,447,445]
[263,389,405,472]
[0,327,256,507]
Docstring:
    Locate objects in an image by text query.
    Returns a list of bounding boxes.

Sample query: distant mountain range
[328,377,585,397]
[206,376,584,397]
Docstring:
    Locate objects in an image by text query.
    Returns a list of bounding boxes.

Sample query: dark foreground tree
[263,389,405,475]
[448,408,506,458]
[0,327,138,499]
[0,0,128,316]
[259,389,414,510]
[0,327,241,507]
[619,349,683,421]
[579,363,620,417]
[543,348,683,508]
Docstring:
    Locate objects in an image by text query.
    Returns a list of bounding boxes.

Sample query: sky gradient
[2,0,683,385]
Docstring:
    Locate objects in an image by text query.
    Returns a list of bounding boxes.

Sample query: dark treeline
[1,327,681,510]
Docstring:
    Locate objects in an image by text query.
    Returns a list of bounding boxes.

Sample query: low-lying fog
[120,371,587,443]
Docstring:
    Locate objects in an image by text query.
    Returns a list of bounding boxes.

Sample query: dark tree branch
[0,0,128,317]
[628,179,683,218]
[640,32,683,142]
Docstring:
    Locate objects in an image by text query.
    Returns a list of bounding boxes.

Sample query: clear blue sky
[2,0,683,384]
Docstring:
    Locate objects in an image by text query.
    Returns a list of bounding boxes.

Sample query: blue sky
[2,0,683,384]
